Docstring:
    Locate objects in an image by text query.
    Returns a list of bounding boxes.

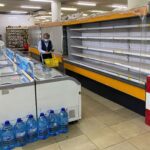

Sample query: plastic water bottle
[0,128,2,150]
[26,115,38,143]
[48,110,59,136]
[59,108,69,133]
[1,121,15,150]
[14,118,27,147]
[38,113,49,140]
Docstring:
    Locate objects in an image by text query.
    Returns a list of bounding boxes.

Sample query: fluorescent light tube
[0,3,5,7]
[35,16,51,19]
[44,19,50,22]
[111,4,127,9]
[21,5,41,9]
[90,10,108,13]
[83,14,88,17]
[48,12,63,15]
[10,11,28,14]
[29,0,52,2]
[77,1,96,6]
[61,7,77,11]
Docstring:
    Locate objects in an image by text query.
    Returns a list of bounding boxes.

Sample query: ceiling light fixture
[44,19,50,22]
[0,3,5,7]
[110,4,127,9]
[48,12,63,15]
[21,5,41,9]
[83,14,88,17]
[10,11,28,14]
[77,1,96,6]
[61,7,77,11]
[35,16,51,19]
[29,0,52,2]
[90,10,108,13]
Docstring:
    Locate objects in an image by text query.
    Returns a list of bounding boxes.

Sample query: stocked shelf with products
[6,26,28,49]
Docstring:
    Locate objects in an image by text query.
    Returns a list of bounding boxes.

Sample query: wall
[0,14,34,42]
[128,0,149,9]
[41,26,63,53]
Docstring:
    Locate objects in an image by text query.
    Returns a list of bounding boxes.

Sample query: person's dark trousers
[40,53,52,63]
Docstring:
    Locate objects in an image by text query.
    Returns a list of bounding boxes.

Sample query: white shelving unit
[65,16,150,86]
[71,45,150,58]
[70,52,150,74]
[70,24,150,31]
[64,58,145,85]
[70,36,150,41]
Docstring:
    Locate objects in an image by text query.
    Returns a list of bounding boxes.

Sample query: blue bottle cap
[50,110,54,113]
[40,113,44,116]
[5,120,10,125]
[61,108,66,111]
[28,114,33,119]
[17,118,22,123]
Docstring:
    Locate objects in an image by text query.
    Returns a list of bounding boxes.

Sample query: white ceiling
[0,0,127,15]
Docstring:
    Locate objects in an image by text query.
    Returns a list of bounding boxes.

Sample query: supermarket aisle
[16,88,150,150]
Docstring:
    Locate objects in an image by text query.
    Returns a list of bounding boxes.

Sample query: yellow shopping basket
[44,53,60,67]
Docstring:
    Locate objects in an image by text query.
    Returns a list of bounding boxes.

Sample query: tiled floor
[16,87,150,150]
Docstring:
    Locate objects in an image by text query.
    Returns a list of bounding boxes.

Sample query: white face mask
[44,39,49,42]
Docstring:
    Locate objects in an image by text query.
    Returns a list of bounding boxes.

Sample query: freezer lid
[0,74,31,86]
[0,66,18,76]
[0,59,12,68]
[34,64,64,80]
[0,55,7,61]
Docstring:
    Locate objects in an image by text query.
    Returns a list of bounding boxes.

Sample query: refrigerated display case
[26,60,81,122]
[0,49,13,68]
[34,64,81,122]
[0,64,36,124]
[60,6,149,115]
[0,49,81,123]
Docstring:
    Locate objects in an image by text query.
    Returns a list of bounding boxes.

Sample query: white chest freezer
[0,69,36,124]
[34,65,81,122]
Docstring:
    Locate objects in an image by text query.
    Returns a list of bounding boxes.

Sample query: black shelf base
[66,69,145,116]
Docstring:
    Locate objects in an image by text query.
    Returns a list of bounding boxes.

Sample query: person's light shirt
[38,40,49,54]
[0,40,5,49]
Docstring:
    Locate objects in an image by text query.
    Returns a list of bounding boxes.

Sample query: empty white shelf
[70,52,150,74]
[70,36,150,41]
[71,45,150,58]
[64,58,145,85]
[70,24,150,31]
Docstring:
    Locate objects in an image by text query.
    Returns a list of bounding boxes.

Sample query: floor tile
[115,108,140,121]
[58,135,98,150]
[82,88,124,111]
[84,126,124,149]
[104,141,138,150]
[22,137,56,150]
[129,132,150,150]
[77,117,106,134]
[95,110,127,126]
[130,117,150,131]
[111,117,149,139]
[55,123,83,142]
[35,144,60,150]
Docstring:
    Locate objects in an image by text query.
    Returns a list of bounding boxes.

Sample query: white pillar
[128,0,149,9]
[51,0,61,22]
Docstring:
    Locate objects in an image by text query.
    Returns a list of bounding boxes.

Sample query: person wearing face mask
[38,33,53,62]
